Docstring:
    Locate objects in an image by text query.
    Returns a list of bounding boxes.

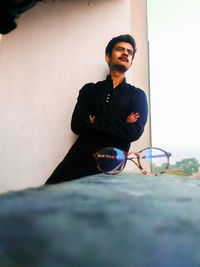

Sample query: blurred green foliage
[169,158,200,176]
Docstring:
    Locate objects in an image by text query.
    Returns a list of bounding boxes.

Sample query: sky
[147,0,200,163]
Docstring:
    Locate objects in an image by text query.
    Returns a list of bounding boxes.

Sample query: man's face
[106,42,134,72]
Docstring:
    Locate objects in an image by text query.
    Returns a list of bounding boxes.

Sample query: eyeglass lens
[95,147,126,174]
[139,148,168,175]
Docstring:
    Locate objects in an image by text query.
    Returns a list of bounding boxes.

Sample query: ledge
[0,173,200,266]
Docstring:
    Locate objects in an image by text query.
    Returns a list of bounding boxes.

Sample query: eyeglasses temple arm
[127,152,148,175]
[141,153,172,159]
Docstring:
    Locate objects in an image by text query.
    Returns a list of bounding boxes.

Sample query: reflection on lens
[95,147,126,174]
[139,148,168,175]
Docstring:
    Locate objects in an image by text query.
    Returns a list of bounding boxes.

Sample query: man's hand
[89,115,95,124]
[126,112,139,123]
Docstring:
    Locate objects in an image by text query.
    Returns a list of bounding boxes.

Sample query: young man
[45,34,148,184]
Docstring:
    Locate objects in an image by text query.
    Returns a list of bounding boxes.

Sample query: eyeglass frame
[93,146,172,176]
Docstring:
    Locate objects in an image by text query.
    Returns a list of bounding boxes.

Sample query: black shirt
[71,75,148,151]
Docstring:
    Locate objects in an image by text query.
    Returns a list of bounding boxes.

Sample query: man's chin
[113,64,128,73]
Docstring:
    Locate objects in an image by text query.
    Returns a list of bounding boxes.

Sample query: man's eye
[128,50,133,55]
[116,47,123,51]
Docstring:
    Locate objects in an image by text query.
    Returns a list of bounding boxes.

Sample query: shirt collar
[106,75,126,84]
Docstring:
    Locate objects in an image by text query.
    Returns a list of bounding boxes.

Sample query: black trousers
[45,137,104,184]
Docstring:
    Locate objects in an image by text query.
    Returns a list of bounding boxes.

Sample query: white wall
[130,0,151,151]
[0,0,150,193]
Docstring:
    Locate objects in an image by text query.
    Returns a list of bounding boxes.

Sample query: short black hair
[105,34,136,57]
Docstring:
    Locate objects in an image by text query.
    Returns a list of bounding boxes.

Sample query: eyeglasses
[93,147,172,176]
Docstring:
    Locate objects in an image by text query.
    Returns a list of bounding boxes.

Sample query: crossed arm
[90,112,139,124]
[71,84,148,142]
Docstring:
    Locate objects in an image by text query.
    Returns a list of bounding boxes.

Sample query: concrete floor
[0,173,200,267]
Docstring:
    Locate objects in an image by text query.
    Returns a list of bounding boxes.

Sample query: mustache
[119,56,128,62]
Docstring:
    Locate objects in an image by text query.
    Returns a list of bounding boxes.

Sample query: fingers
[90,115,95,123]
[126,112,140,123]
[126,114,140,123]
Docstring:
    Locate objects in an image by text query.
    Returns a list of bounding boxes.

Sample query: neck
[109,69,125,88]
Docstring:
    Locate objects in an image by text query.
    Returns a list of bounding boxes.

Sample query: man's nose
[123,49,128,56]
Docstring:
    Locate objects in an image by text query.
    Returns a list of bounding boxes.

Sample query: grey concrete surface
[0,173,200,267]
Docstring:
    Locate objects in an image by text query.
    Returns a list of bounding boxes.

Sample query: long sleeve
[92,88,148,142]
[71,79,148,145]
[71,83,94,135]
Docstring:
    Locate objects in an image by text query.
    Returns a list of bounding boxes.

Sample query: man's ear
[105,54,111,65]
